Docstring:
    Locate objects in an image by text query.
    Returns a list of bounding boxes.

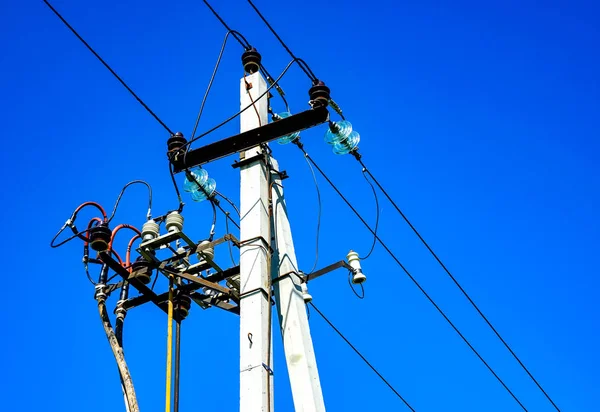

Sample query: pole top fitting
[308,80,330,108]
[89,224,112,252]
[167,132,187,153]
[242,47,262,75]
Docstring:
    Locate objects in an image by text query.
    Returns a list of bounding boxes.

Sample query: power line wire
[216,191,241,217]
[355,156,560,411]
[200,0,289,111]
[182,58,300,153]
[43,0,173,135]
[360,169,379,260]
[309,302,415,411]
[189,30,234,142]
[302,153,322,274]
[246,0,317,81]
[293,142,529,411]
[108,180,153,223]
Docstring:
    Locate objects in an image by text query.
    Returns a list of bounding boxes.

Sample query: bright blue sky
[1,0,599,411]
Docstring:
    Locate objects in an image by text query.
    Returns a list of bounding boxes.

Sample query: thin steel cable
[224,212,238,266]
[216,191,241,216]
[168,162,184,210]
[302,154,321,274]
[309,302,415,411]
[182,58,299,152]
[216,199,240,230]
[361,169,379,260]
[108,180,153,223]
[347,270,365,299]
[43,0,173,135]
[295,143,528,411]
[357,157,560,411]
[189,30,233,142]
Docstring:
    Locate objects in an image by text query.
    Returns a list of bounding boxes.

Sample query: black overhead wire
[108,180,153,223]
[246,0,317,82]
[361,169,379,260]
[183,169,241,231]
[50,227,89,248]
[169,162,185,211]
[293,143,529,411]
[243,0,555,404]
[189,30,234,143]
[43,0,173,135]
[216,191,241,217]
[43,0,185,211]
[354,157,561,411]
[302,154,322,274]
[215,198,240,230]
[309,302,415,411]
[199,0,289,114]
[181,58,300,152]
[201,0,250,48]
[245,0,346,122]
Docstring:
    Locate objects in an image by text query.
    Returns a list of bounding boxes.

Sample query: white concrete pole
[270,161,326,412]
[239,71,272,412]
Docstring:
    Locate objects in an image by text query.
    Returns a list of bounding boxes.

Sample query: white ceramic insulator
[347,250,361,272]
[176,247,188,270]
[300,282,313,303]
[198,240,215,261]
[166,212,184,233]
[347,250,366,284]
[141,220,159,241]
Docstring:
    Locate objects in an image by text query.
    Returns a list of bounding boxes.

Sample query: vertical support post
[271,162,326,412]
[239,71,272,412]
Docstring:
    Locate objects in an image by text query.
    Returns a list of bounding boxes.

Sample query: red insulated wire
[111,249,124,266]
[125,234,141,271]
[73,202,108,222]
[108,224,142,251]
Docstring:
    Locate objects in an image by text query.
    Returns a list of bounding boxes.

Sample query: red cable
[73,202,108,222]
[125,234,141,271]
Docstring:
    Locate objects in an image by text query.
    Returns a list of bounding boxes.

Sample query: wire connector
[94,284,107,302]
[115,299,127,320]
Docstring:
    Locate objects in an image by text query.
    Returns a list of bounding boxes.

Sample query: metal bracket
[99,251,168,313]
[232,152,268,169]
[301,260,353,283]
[171,106,329,171]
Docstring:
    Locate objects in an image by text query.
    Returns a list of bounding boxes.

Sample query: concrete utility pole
[271,162,326,412]
[239,71,272,412]
[238,71,325,412]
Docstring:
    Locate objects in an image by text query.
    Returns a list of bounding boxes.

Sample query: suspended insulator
[272,112,300,144]
[324,120,360,155]
[183,167,216,202]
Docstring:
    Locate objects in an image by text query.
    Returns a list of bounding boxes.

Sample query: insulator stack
[273,112,300,144]
[324,120,360,155]
[183,167,216,202]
